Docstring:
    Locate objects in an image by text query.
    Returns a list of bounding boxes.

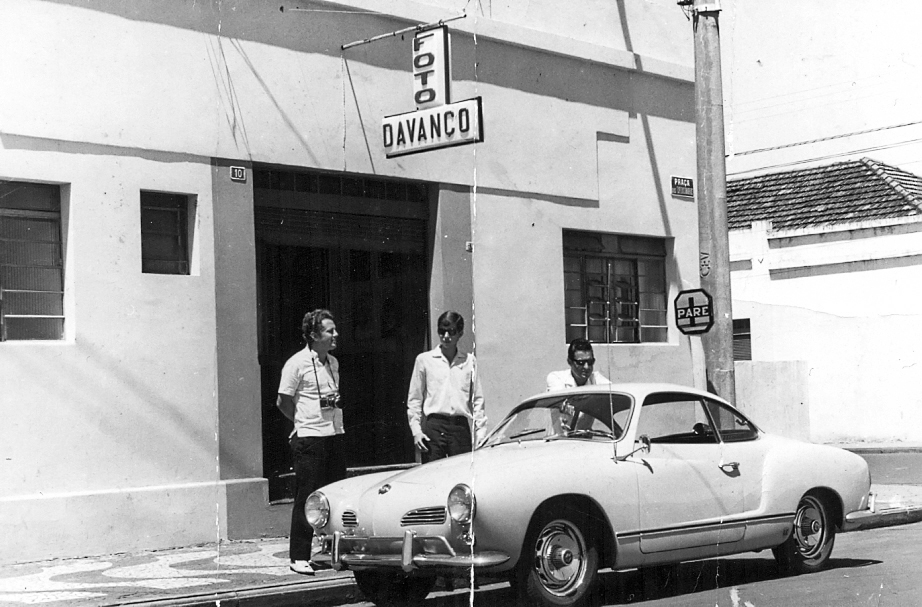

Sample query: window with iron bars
[0,181,65,341]
[563,230,668,344]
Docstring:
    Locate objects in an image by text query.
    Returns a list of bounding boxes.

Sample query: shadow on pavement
[407,555,883,606]
[597,556,883,604]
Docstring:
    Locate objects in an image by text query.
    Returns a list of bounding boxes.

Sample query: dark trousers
[289,434,346,562]
[422,414,473,463]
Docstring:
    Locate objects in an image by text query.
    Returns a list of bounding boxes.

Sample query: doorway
[254,168,430,501]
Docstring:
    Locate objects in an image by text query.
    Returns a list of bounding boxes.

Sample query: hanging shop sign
[384,98,483,157]
[413,25,451,109]
[383,25,484,158]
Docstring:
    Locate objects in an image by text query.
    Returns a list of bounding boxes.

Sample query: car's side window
[636,394,717,444]
[703,399,759,442]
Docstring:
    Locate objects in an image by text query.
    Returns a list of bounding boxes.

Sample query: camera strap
[311,354,338,402]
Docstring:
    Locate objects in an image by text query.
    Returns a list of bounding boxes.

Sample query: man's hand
[414,433,430,452]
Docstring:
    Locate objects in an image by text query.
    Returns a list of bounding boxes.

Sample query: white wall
[730,220,922,443]
[0,147,220,563]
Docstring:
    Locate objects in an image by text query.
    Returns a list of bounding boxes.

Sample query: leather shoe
[289,560,316,575]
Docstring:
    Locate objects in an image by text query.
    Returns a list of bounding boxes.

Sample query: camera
[319,392,341,409]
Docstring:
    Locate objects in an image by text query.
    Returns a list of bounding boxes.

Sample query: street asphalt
[1,449,920,607]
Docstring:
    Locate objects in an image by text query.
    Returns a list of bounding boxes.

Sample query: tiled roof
[727,158,922,230]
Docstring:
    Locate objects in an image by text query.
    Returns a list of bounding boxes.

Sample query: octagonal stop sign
[674,288,714,335]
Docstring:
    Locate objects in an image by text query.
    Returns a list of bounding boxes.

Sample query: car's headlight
[447,484,476,524]
[305,491,330,529]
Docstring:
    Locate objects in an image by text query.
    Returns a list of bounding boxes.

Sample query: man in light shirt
[546,338,610,391]
[407,311,487,461]
[276,309,344,576]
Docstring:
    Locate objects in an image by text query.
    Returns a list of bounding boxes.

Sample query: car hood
[386,438,607,488]
[320,439,612,534]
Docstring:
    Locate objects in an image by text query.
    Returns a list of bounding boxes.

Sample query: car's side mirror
[617,434,651,461]
[637,434,651,454]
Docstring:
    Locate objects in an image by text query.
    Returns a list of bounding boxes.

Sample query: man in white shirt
[546,338,610,391]
[407,311,487,462]
[276,309,344,576]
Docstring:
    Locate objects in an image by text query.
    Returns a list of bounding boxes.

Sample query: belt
[426,413,469,426]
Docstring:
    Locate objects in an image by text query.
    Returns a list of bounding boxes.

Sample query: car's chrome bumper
[842,491,876,532]
[318,530,510,573]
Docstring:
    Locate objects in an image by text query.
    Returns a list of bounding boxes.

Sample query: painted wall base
[0,478,286,565]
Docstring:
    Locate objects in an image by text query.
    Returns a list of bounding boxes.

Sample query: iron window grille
[563,230,668,344]
[0,181,65,341]
[141,192,190,275]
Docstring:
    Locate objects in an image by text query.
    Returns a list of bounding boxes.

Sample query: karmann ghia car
[306,383,872,606]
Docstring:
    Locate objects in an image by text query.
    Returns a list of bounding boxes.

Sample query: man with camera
[277,308,344,576]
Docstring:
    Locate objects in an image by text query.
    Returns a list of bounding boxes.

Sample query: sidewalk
[0,538,360,607]
[3,481,921,607]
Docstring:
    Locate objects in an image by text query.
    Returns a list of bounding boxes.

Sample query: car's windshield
[481,393,633,447]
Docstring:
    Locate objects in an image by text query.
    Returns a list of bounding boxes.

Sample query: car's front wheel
[516,509,600,607]
[773,492,836,575]
[353,571,435,606]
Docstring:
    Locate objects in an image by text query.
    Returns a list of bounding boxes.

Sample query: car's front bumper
[317,530,510,573]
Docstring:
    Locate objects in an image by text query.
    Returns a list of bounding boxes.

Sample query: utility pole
[689,0,736,404]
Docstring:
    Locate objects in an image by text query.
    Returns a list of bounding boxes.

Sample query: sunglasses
[438,326,460,337]
[569,358,595,367]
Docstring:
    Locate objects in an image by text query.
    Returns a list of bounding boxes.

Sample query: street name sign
[671,176,694,199]
[674,288,713,334]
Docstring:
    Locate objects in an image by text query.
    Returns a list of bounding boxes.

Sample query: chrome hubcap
[533,519,587,596]
[793,496,827,559]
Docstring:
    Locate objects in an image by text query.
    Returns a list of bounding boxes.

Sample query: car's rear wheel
[516,509,600,607]
[773,492,836,575]
[353,571,435,606]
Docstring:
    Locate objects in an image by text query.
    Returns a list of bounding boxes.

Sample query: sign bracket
[341,12,466,50]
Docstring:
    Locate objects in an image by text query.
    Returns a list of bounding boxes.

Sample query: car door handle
[719,461,739,472]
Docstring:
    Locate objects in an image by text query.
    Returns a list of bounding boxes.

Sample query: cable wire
[732,120,922,156]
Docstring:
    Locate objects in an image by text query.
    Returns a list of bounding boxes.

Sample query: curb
[840,447,922,454]
[844,506,922,532]
[105,576,360,607]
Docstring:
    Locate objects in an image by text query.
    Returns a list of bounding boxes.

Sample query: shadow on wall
[4,337,231,490]
[44,0,693,121]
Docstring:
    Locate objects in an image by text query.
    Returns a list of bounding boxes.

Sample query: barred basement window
[0,181,65,341]
[733,318,752,361]
[563,230,668,344]
[141,192,190,275]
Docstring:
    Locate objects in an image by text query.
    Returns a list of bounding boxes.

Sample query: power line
[732,120,922,156]
[728,136,922,176]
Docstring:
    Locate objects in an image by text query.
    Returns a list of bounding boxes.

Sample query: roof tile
[727,158,922,230]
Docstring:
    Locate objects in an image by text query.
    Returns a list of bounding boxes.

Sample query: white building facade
[0,0,703,563]
[728,158,922,444]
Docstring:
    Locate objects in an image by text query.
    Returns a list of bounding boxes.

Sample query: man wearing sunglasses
[406,311,488,462]
[546,338,610,391]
